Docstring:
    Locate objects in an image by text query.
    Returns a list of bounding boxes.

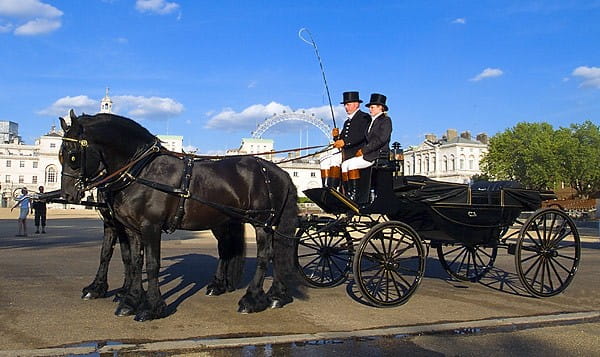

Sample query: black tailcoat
[340,109,371,159]
[363,114,392,162]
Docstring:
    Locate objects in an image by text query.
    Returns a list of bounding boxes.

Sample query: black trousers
[34,209,47,227]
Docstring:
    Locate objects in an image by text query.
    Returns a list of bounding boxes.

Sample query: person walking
[341,93,392,200]
[32,185,48,234]
[11,188,32,237]
[320,91,371,190]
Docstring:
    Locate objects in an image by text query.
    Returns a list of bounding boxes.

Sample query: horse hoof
[134,311,152,322]
[206,285,226,296]
[237,306,251,314]
[270,296,293,309]
[115,306,135,317]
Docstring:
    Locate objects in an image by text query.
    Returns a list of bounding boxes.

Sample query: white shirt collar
[347,109,359,120]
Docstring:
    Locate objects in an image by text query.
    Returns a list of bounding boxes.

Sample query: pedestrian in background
[32,185,47,234]
[11,188,32,237]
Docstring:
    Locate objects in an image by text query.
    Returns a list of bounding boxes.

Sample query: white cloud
[38,94,184,121]
[0,0,62,18]
[205,101,345,133]
[14,18,60,35]
[572,66,600,88]
[470,68,504,81]
[114,95,184,120]
[452,18,466,24]
[37,95,98,116]
[0,22,13,33]
[135,0,180,15]
[0,0,62,36]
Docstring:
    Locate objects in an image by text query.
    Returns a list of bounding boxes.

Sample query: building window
[460,158,465,170]
[450,155,455,171]
[443,156,448,172]
[32,176,37,184]
[33,162,38,168]
[18,175,24,183]
[293,171,299,177]
[6,160,10,168]
[47,167,57,183]
[310,172,316,177]
[20,161,25,168]
[5,175,10,183]
[50,143,56,148]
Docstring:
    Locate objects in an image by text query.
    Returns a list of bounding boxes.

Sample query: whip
[298,28,337,129]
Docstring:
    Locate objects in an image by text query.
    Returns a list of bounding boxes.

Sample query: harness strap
[167,155,195,233]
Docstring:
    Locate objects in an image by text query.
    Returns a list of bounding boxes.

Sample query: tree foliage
[481,120,600,196]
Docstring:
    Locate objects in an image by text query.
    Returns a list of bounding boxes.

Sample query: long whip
[298,28,337,129]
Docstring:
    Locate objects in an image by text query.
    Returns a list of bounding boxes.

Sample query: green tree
[481,122,562,190]
[556,120,600,197]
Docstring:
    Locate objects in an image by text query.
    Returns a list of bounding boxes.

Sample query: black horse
[59,110,298,321]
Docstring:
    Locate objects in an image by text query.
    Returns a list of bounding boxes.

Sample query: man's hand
[355,149,363,157]
[331,128,340,138]
[333,139,345,149]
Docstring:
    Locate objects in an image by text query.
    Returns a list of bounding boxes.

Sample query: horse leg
[267,186,299,308]
[115,229,144,317]
[82,219,117,299]
[206,222,246,296]
[135,224,166,321]
[238,227,272,313]
[115,222,133,300]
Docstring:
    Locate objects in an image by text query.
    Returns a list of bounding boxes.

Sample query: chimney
[446,129,457,140]
[460,131,471,140]
[476,133,489,145]
[425,133,437,142]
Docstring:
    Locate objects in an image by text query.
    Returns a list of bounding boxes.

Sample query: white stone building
[403,129,489,184]
[157,135,184,152]
[226,138,275,161]
[277,158,321,197]
[0,124,63,207]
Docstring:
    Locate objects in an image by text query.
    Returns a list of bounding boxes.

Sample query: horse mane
[80,113,157,145]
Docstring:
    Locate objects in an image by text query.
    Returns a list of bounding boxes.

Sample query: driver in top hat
[340,93,392,200]
[319,91,371,189]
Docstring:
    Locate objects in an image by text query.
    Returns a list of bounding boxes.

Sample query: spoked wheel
[295,217,353,288]
[437,242,498,282]
[515,208,581,297]
[353,221,426,307]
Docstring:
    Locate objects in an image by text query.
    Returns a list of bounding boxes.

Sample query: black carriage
[295,163,581,307]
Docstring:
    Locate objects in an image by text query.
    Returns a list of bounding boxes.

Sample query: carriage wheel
[515,208,581,297]
[437,242,497,282]
[353,221,426,307]
[295,217,353,288]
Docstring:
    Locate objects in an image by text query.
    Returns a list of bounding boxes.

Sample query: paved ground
[0,208,598,355]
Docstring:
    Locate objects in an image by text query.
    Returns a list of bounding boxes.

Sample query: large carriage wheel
[295,217,353,288]
[353,221,426,307]
[437,242,498,282]
[515,208,581,297]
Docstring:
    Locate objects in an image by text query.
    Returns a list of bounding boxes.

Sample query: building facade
[403,129,489,184]
[0,125,63,207]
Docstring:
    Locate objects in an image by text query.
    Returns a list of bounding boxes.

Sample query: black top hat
[340,91,363,104]
[365,93,388,111]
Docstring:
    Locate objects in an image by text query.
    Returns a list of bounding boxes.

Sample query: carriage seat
[355,153,394,206]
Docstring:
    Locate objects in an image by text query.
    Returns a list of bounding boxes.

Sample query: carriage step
[507,243,516,255]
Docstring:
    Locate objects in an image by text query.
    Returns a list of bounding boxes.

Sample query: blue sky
[1,0,599,154]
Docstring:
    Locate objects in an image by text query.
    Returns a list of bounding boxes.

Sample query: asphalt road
[0,208,598,355]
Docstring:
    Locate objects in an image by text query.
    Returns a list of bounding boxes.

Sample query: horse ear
[59,116,70,132]
[68,109,81,132]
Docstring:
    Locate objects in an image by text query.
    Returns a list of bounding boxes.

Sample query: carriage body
[297,169,581,307]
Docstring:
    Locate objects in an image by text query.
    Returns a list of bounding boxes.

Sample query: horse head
[59,110,106,203]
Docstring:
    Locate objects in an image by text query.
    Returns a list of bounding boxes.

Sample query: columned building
[403,129,489,184]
